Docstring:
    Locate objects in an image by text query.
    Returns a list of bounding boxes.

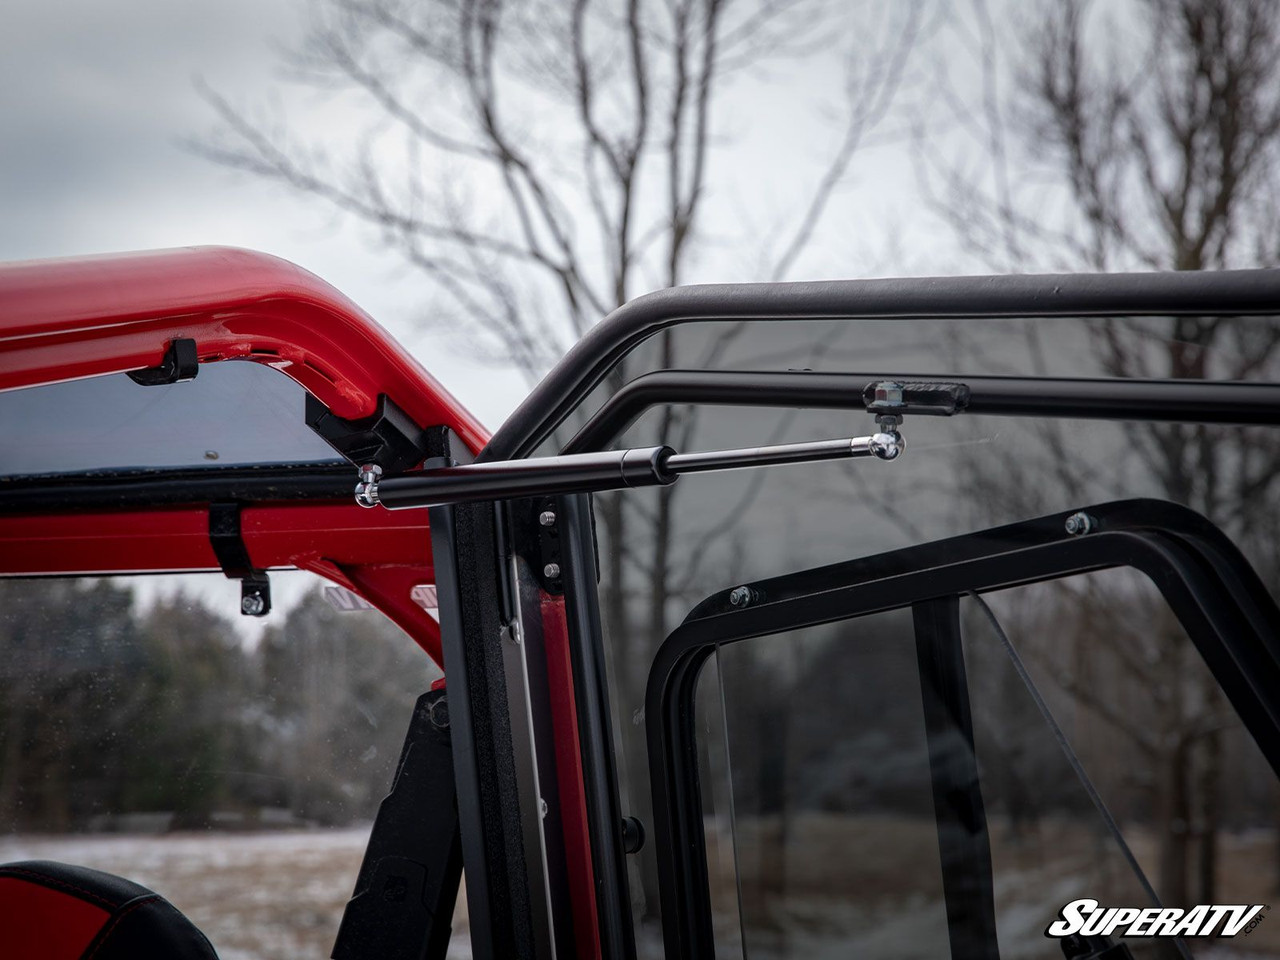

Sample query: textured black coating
[332,689,463,960]
[483,268,1280,462]
[430,502,536,960]
[564,369,1280,453]
[376,447,676,509]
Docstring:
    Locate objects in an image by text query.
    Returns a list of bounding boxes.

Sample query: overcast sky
[0,0,975,430]
[2,0,530,424]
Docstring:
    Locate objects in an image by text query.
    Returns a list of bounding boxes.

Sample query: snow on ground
[0,828,471,959]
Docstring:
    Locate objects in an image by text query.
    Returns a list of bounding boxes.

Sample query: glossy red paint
[0,246,491,665]
[342,562,442,663]
[0,246,489,453]
[540,596,600,960]
[0,502,444,662]
[0,503,431,576]
[0,248,600,947]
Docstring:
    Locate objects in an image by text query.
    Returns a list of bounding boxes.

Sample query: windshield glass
[0,571,464,959]
[0,361,341,478]
[534,313,1280,456]
[572,311,1280,958]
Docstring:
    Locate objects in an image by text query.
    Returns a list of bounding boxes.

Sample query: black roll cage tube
[644,498,1280,960]
[481,267,1280,463]
[562,369,1280,454]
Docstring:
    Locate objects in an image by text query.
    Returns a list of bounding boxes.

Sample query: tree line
[0,578,438,833]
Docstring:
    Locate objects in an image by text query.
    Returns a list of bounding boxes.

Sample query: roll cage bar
[3,250,1280,960]
[481,267,1280,462]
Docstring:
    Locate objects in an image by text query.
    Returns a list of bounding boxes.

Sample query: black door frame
[644,499,1280,960]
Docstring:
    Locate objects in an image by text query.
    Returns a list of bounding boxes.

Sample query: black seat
[0,860,218,960]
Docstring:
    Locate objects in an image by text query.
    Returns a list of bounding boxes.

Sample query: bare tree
[923,0,1280,908]
[198,0,924,380]
[198,0,926,935]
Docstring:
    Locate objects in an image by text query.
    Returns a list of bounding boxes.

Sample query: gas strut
[353,380,965,511]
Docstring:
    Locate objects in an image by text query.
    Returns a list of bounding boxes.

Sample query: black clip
[864,380,970,417]
[306,393,431,475]
[209,502,271,616]
[128,338,199,386]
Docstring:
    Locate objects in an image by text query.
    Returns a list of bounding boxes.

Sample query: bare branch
[768,1,923,280]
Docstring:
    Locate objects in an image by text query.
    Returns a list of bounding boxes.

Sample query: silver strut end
[869,430,904,460]
[869,407,905,461]
[354,463,383,508]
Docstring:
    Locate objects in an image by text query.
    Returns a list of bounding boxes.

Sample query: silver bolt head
[543,562,561,579]
[539,798,549,818]
[354,481,379,509]
[358,463,383,483]
[539,510,557,527]
[427,697,450,729]
[1065,511,1094,536]
[241,593,266,616]
[729,586,752,607]
[874,381,904,406]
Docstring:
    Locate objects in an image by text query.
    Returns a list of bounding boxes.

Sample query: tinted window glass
[537,314,1280,455]
[575,312,1280,955]
[0,362,340,477]
[0,571,464,959]
[693,575,1276,959]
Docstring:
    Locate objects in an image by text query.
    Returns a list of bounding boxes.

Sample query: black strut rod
[357,431,902,511]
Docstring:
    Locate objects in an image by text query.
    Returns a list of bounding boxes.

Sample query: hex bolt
[729,586,753,607]
[428,696,450,730]
[539,510,557,527]
[241,593,266,616]
[539,798,549,819]
[543,562,561,579]
[621,816,646,854]
[1065,511,1096,536]
[354,463,383,509]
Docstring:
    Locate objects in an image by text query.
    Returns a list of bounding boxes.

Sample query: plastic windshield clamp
[208,502,271,616]
[127,338,199,385]
[307,393,432,475]
[864,380,970,416]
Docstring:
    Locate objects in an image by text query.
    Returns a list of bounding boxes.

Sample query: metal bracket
[208,502,271,617]
[863,379,970,459]
[306,393,432,475]
[533,498,564,595]
[127,338,199,386]
[864,379,970,418]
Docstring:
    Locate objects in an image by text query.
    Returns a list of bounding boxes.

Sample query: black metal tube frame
[0,463,352,513]
[558,493,637,960]
[562,370,1280,454]
[481,268,1280,462]
[913,596,1000,960]
[644,499,1280,960]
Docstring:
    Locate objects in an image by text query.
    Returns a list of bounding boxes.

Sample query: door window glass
[0,571,461,960]
[693,571,1278,959]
